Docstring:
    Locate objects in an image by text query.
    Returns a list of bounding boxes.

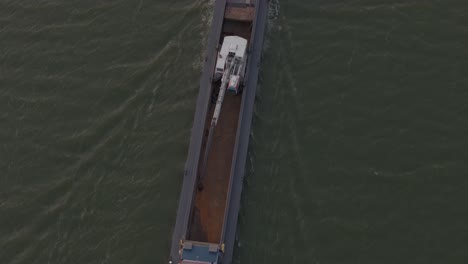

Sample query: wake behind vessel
[170,0,268,263]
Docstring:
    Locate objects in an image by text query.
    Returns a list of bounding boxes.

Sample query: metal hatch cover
[181,242,220,264]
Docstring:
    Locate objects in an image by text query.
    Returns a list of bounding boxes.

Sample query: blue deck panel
[182,245,219,263]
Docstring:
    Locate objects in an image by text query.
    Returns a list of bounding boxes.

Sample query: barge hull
[170,0,268,263]
[220,1,268,262]
[170,2,227,261]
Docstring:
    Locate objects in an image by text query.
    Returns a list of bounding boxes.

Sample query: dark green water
[1,0,468,263]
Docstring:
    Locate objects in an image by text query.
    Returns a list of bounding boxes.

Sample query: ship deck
[187,15,252,244]
[188,92,242,243]
[225,6,254,22]
[170,0,268,262]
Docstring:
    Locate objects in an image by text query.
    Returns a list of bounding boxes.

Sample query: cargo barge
[170,0,268,263]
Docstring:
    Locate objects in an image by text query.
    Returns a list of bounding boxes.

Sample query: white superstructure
[210,35,248,130]
[214,36,248,94]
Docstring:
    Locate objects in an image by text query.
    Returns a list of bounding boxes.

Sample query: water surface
[1,0,467,263]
